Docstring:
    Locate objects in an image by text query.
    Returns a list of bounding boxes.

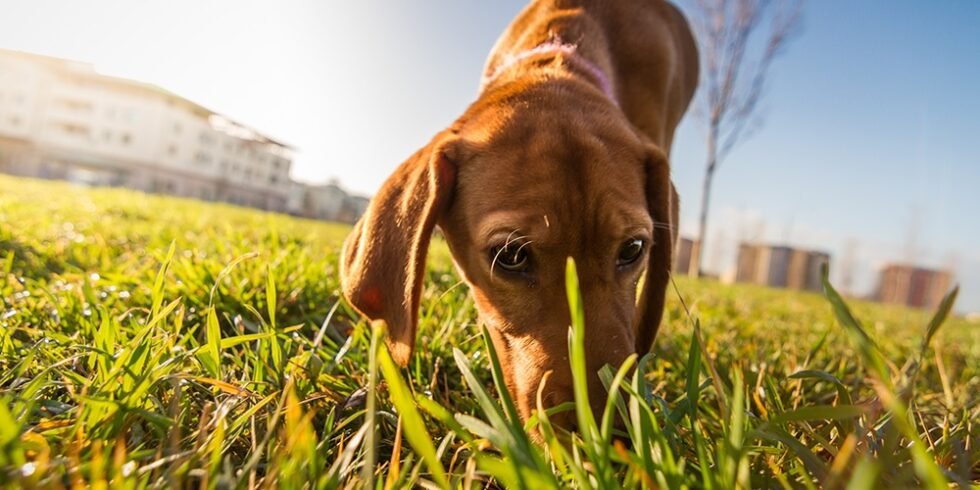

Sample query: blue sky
[668,0,980,309]
[1,1,977,311]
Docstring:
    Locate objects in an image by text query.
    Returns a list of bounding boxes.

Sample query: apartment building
[0,48,292,212]
[286,181,370,224]
[875,264,952,310]
[734,243,830,292]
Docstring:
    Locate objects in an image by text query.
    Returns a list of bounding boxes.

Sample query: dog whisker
[503,231,528,248]
[490,232,532,281]
[513,239,534,255]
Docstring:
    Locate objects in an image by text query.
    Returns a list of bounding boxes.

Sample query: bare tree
[687,0,804,276]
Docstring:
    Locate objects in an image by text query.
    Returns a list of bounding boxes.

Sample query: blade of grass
[378,342,450,489]
[150,241,176,318]
[788,370,853,406]
[599,354,636,445]
[265,265,277,330]
[820,265,890,387]
[360,320,382,488]
[480,326,524,432]
[904,286,959,399]
[205,306,222,379]
[768,404,867,424]
[565,257,615,488]
[564,257,598,445]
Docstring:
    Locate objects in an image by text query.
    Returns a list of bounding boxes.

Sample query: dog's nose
[540,386,576,430]
[547,409,578,434]
[539,385,612,435]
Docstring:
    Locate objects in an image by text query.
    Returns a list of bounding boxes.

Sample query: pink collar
[481,39,617,105]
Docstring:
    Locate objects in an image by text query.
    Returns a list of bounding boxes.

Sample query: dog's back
[484,0,699,152]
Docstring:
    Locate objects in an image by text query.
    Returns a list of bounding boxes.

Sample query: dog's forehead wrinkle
[479,212,537,236]
[579,179,650,236]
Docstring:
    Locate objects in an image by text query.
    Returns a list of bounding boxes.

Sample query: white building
[0,48,293,211]
[287,180,370,224]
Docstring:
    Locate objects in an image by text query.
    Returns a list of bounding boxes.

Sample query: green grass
[1,173,977,488]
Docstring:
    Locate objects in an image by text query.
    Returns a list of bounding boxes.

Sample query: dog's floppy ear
[636,144,677,354]
[340,133,457,366]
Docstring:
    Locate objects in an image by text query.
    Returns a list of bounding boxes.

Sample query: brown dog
[341,0,698,427]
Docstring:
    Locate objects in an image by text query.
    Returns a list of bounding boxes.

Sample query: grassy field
[1,173,977,488]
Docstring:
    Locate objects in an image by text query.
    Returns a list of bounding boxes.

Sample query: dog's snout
[542,386,577,430]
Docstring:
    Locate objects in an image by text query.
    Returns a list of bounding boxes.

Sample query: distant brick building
[734,243,830,292]
[673,237,696,276]
[875,264,952,310]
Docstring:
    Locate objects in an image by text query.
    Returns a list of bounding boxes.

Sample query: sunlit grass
[1,174,977,488]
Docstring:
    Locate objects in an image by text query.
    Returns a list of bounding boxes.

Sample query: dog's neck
[481,39,617,105]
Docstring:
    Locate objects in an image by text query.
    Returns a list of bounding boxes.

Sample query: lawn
[1,173,977,488]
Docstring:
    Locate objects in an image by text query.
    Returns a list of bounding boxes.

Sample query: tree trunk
[693,121,719,277]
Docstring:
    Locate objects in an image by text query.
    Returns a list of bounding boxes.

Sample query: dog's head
[340,85,677,427]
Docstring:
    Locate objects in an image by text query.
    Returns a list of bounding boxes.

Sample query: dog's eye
[490,243,531,273]
[616,238,645,267]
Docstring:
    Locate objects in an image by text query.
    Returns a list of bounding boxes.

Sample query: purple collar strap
[481,39,618,106]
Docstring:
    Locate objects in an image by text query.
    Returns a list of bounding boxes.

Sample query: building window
[102,130,112,142]
[53,122,91,138]
[167,145,178,157]
[173,122,182,134]
[120,133,132,146]
[59,98,92,113]
[195,151,211,165]
[199,132,214,145]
